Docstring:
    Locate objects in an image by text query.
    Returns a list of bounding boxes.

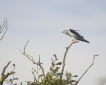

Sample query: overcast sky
[0,0,106,85]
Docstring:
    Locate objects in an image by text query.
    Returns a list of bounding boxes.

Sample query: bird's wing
[69,29,81,38]
[80,38,90,43]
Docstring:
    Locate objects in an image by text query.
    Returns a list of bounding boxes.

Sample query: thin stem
[60,41,74,84]
[74,54,99,85]
[0,18,8,41]
[0,61,15,85]
[19,40,45,80]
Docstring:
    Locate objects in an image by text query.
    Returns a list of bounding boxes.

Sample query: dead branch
[1,61,11,77]
[19,40,45,79]
[0,17,8,41]
[74,54,99,85]
[19,40,36,63]
[60,41,75,84]
[32,71,37,82]
[0,61,15,85]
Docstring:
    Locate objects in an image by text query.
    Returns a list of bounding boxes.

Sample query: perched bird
[62,29,89,43]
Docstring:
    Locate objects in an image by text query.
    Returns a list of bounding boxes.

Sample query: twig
[37,61,39,82]
[11,64,16,85]
[19,40,35,63]
[0,17,8,41]
[31,71,37,82]
[60,41,75,84]
[74,54,99,85]
[1,61,11,77]
[0,61,15,85]
[19,40,45,79]
[37,57,45,79]
[38,63,45,79]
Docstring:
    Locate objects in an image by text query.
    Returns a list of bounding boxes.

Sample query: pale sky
[0,0,106,85]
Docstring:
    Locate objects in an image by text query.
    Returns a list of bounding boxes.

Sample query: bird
[62,29,89,43]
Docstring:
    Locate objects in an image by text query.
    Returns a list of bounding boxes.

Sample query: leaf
[20,82,22,85]
[55,73,62,78]
[38,74,44,78]
[65,71,72,82]
[56,62,62,65]
[50,66,53,71]
[54,67,60,73]
[72,75,78,77]
[52,62,55,67]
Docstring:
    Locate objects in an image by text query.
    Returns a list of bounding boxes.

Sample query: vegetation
[0,18,99,85]
[18,40,98,85]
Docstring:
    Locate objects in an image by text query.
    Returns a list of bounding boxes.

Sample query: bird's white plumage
[62,29,89,43]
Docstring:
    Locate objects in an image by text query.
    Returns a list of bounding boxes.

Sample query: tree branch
[1,61,11,77]
[0,61,15,85]
[60,41,75,84]
[19,40,45,79]
[74,54,99,85]
[0,17,8,41]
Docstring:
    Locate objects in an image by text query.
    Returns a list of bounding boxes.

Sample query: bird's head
[62,30,69,35]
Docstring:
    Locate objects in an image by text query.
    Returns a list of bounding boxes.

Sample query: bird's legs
[71,39,75,44]
[71,39,79,44]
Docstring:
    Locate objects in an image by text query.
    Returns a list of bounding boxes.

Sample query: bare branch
[32,71,37,82]
[2,71,15,82]
[0,61,15,85]
[20,40,35,63]
[1,61,11,76]
[0,19,5,33]
[20,40,45,79]
[0,17,8,41]
[23,40,29,54]
[38,64,45,78]
[60,41,75,84]
[74,54,99,85]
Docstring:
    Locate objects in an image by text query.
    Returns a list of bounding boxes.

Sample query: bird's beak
[62,31,64,33]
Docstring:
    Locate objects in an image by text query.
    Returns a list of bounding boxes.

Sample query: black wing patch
[69,29,81,38]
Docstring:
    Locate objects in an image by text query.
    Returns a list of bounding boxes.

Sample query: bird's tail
[80,39,90,43]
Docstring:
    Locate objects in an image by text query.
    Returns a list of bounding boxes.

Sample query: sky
[0,0,106,85]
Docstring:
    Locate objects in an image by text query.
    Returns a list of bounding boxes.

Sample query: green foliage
[25,56,77,85]
[3,40,97,85]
